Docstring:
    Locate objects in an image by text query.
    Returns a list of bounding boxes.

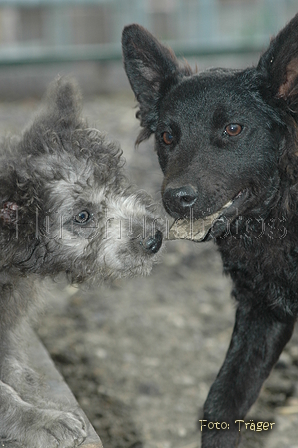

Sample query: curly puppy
[0,78,163,447]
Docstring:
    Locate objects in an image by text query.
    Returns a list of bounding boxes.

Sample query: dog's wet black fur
[122,14,298,447]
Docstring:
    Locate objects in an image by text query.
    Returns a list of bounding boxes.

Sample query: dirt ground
[2,89,298,448]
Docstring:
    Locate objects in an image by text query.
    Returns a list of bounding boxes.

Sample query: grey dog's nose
[163,185,197,216]
[141,229,163,254]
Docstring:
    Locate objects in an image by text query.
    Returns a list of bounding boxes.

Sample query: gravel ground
[1,89,298,448]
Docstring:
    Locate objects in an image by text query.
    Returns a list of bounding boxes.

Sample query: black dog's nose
[141,229,163,254]
[163,185,197,216]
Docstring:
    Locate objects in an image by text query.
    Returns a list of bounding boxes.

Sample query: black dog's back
[122,14,298,448]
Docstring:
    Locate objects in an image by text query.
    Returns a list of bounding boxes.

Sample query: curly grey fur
[0,77,163,447]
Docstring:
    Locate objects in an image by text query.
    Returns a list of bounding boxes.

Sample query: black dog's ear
[122,24,191,144]
[257,14,298,112]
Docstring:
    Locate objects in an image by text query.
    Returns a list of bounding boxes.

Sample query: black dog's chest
[217,232,298,313]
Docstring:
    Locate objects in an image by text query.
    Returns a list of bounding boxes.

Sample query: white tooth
[168,200,233,241]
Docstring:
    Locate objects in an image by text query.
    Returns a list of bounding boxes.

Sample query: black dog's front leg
[201,302,295,448]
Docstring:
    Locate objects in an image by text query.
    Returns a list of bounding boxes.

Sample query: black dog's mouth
[168,190,248,241]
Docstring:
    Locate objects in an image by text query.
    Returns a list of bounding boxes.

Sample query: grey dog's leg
[0,321,86,447]
[0,380,86,448]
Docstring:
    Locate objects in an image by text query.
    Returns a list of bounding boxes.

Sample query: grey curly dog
[0,77,163,447]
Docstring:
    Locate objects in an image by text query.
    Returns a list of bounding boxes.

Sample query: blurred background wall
[0,0,296,99]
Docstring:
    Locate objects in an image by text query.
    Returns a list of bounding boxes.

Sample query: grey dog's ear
[257,14,298,114]
[122,24,192,144]
[42,76,83,129]
[19,77,83,157]
[0,201,18,227]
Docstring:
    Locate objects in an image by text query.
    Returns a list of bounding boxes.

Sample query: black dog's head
[122,15,298,239]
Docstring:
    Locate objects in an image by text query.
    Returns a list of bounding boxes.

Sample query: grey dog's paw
[26,408,87,448]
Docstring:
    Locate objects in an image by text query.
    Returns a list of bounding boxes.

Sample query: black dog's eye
[224,124,243,137]
[162,131,174,145]
[74,210,90,224]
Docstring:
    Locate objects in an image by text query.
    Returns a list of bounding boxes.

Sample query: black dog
[122,14,298,448]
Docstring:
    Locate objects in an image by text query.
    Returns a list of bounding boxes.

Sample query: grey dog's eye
[74,210,90,224]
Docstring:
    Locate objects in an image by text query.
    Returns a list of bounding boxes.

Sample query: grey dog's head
[0,78,163,282]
